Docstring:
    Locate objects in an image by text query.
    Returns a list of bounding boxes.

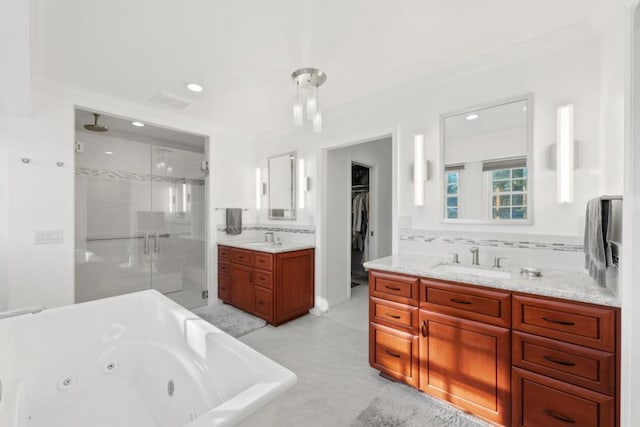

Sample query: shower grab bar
[86,233,170,242]
[0,305,46,320]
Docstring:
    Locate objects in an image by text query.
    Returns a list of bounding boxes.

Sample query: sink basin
[244,241,275,248]
[432,263,512,279]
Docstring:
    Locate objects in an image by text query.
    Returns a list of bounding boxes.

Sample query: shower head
[83,113,108,132]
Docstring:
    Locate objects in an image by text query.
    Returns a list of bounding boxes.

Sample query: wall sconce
[255,167,262,209]
[413,134,426,206]
[557,104,574,204]
[298,158,308,209]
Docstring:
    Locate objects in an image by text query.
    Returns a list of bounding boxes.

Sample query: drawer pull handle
[421,320,428,337]
[543,355,576,367]
[385,350,401,358]
[385,313,401,319]
[542,316,575,326]
[543,409,575,424]
[449,298,472,305]
[384,285,401,291]
[258,301,265,305]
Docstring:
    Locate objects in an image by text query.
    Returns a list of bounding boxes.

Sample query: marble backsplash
[217,223,316,246]
[399,228,586,273]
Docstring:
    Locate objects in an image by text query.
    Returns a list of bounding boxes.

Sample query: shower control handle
[153,232,159,254]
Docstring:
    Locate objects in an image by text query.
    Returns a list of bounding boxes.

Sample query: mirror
[441,95,532,223]
[268,151,297,220]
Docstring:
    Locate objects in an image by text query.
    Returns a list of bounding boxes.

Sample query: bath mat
[194,304,266,338]
[351,381,490,427]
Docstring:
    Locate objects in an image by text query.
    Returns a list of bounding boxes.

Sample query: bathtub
[0,290,296,427]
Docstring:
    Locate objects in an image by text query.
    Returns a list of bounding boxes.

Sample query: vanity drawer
[218,262,231,277]
[513,331,615,395]
[512,367,614,427]
[231,248,254,267]
[421,279,511,327]
[512,295,616,351]
[218,275,230,303]
[370,271,419,306]
[254,252,273,271]
[254,287,273,322]
[370,297,418,334]
[253,269,273,290]
[369,323,419,388]
[218,245,231,263]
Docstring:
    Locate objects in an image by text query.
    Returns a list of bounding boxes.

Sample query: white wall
[0,132,8,311]
[257,27,608,238]
[0,85,254,310]
[325,138,392,306]
[621,1,640,425]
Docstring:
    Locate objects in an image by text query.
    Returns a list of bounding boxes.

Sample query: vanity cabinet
[218,245,314,326]
[368,269,620,427]
[419,279,511,425]
[511,295,619,427]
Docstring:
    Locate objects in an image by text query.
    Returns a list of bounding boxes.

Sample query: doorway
[325,136,393,306]
[74,109,208,309]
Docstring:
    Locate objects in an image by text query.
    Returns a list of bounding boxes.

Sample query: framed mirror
[268,151,297,220]
[441,94,533,224]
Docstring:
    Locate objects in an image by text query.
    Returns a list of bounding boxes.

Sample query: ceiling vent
[150,91,192,110]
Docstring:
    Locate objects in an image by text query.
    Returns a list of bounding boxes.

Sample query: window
[491,167,527,220]
[446,171,459,219]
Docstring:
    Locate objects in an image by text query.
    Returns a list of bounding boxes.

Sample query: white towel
[584,198,606,287]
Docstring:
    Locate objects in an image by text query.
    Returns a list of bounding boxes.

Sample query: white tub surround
[0,290,296,427]
[364,254,620,307]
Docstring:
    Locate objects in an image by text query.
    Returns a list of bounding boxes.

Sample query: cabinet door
[512,367,614,427]
[254,287,273,323]
[275,249,314,325]
[231,264,254,313]
[419,310,510,426]
[369,322,419,387]
[218,274,230,303]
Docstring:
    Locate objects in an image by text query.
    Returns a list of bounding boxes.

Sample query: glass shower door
[75,136,153,302]
[150,146,207,309]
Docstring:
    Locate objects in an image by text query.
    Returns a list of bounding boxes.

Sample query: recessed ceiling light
[522,106,528,112]
[466,114,479,121]
[131,121,144,127]
[105,151,114,155]
[186,83,204,93]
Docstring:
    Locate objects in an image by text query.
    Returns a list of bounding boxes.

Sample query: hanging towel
[226,208,242,235]
[584,198,607,287]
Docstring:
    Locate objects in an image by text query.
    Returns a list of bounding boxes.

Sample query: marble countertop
[218,240,315,254]
[363,254,620,307]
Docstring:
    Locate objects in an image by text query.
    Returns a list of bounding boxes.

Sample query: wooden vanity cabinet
[368,269,620,427]
[369,271,420,385]
[419,279,512,426]
[217,246,231,303]
[218,245,314,326]
[511,294,619,427]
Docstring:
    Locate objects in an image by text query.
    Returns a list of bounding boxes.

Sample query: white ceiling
[33,0,602,137]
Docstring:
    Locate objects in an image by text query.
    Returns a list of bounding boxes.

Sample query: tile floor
[239,284,388,427]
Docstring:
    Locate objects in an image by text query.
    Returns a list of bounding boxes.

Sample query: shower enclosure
[74,118,207,309]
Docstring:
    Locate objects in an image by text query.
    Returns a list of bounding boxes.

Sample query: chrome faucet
[493,256,508,268]
[264,231,274,243]
[470,246,479,265]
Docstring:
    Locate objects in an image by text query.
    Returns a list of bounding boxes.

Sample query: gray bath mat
[352,381,490,427]
[193,304,266,338]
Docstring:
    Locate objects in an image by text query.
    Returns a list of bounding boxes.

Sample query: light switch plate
[35,229,64,244]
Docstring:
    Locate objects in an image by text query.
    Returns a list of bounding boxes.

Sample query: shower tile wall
[75,131,206,308]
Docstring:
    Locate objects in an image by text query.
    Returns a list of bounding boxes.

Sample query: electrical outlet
[35,230,64,244]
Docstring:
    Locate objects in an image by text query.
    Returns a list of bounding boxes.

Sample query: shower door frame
[72,107,211,309]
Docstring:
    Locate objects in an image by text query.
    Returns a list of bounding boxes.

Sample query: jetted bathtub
[0,290,296,427]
